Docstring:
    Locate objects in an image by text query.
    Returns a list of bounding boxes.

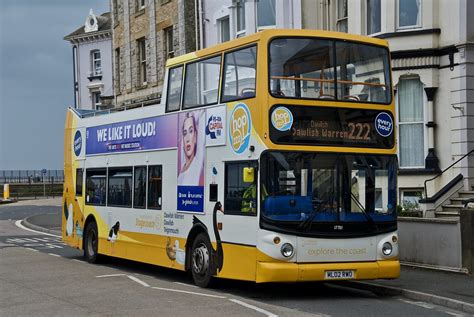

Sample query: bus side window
[221,45,257,103]
[133,166,147,209]
[224,161,258,215]
[166,66,183,112]
[85,169,107,206]
[75,168,83,197]
[147,165,162,210]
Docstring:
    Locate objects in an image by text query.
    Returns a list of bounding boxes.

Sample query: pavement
[16,203,474,315]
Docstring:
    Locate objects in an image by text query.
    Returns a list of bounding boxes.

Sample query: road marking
[174,282,199,288]
[399,298,434,309]
[151,287,227,299]
[96,274,126,278]
[48,253,61,257]
[229,299,278,317]
[444,312,465,317]
[127,275,150,287]
[15,220,61,238]
[72,259,86,264]
[399,298,466,316]
[25,247,39,252]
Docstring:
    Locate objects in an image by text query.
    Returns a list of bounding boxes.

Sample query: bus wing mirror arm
[215,201,224,213]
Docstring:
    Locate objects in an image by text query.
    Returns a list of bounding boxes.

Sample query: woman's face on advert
[182,117,196,159]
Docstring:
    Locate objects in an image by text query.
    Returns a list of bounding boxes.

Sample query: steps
[435,187,474,218]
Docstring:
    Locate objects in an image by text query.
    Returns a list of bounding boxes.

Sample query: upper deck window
[222,45,257,103]
[166,66,183,112]
[269,37,391,104]
[183,55,221,109]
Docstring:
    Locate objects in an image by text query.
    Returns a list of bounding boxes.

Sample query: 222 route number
[348,123,370,140]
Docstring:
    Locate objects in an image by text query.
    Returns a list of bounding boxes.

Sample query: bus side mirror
[243,167,254,183]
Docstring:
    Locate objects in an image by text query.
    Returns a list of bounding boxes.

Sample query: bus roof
[165,29,389,67]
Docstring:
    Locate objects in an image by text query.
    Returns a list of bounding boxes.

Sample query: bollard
[3,184,10,200]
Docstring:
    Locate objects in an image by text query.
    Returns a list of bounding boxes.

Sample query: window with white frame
[257,0,276,30]
[398,0,421,29]
[336,0,348,33]
[398,78,425,168]
[137,0,146,10]
[235,0,246,37]
[91,50,101,76]
[400,189,422,209]
[367,0,381,34]
[92,91,101,109]
[137,37,147,85]
[219,16,230,43]
[164,27,174,59]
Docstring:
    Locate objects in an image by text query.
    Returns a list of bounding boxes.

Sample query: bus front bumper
[255,260,400,283]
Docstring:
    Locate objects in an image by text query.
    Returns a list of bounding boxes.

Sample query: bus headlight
[281,243,294,258]
[382,242,393,256]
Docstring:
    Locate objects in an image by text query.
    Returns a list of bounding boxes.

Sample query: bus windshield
[260,152,397,228]
[269,38,391,104]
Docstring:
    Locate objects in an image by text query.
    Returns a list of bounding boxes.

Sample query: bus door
[217,161,259,281]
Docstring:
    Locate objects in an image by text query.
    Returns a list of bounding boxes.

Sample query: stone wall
[112,0,196,107]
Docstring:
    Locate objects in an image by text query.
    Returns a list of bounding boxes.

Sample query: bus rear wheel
[84,221,99,263]
[191,233,213,287]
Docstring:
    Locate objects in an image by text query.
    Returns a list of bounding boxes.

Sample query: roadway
[0,199,468,316]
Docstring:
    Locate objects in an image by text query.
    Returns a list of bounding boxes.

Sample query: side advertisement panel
[86,115,178,155]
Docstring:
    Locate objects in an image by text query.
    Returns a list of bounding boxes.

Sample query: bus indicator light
[271,106,293,131]
[229,103,252,154]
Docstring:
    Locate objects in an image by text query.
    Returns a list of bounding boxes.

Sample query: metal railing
[424,150,474,198]
[0,170,64,184]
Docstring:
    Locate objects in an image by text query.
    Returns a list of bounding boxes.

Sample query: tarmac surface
[2,198,474,315]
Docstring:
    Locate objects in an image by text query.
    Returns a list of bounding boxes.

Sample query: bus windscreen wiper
[299,198,323,231]
[350,193,377,229]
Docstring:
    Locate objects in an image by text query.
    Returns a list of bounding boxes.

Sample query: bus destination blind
[269,105,395,149]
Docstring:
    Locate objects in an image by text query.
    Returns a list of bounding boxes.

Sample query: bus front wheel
[191,233,213,287]
[84,221,99,263]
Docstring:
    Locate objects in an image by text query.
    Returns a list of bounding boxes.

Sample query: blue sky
[0,0,109,170]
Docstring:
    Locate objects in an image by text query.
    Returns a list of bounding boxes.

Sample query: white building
[199,0,474,216]
[64,9,114,110]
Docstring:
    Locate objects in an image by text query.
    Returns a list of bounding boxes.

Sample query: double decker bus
[63,29,399,287]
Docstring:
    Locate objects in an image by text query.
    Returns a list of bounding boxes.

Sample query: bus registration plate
[324,270,355,280]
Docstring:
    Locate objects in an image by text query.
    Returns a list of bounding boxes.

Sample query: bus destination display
[269,105,395,149]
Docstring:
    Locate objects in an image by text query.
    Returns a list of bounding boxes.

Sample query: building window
[400,189,422,210]
[398,0,421,29]
[336,0,348,32]
[257,0,276,29]
[137,0,146,10]
[137,37,147,85]
[86,169,107,206]
[147,165,162,210]
[219,16,230,43]
[166,66,183,112]
[225,161,258,215]
[92,91,101,110]
[367,0,381,34]
[398,78,425,168]
[164,27,174,59]
[222,45,257,102]
[115,48,120,92]
[133,166,147,209]
[91,50,101,76]
[236,0,246,37]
